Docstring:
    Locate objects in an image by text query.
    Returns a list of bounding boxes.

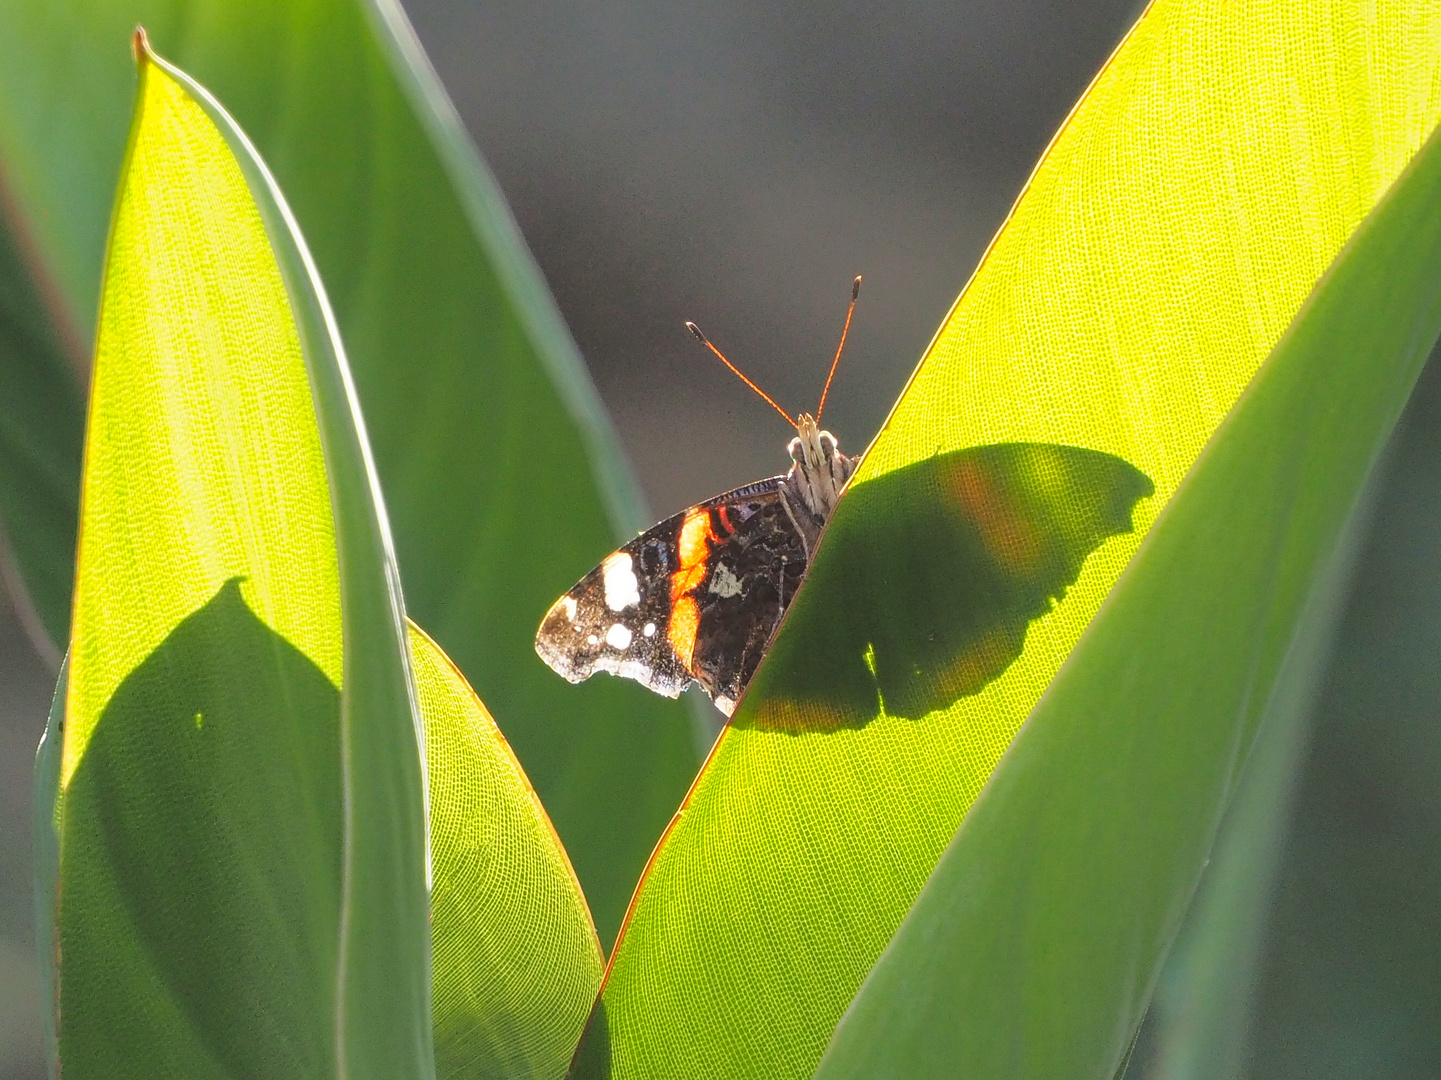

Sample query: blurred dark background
[400,0,1147,516]
[4,0,1438,1077]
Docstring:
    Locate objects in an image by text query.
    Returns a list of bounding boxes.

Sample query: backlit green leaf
[413,620,602,1080]
[56,42,429,1078]
[581,2,1441,1076]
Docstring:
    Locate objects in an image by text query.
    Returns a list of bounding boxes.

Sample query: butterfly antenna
[816,275,861,424]
[685,321,795,427]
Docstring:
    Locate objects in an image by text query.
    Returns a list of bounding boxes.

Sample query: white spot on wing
[603,552,641,611]
[587,634,599,645]
[606,623,633,650]
[616,658,657,683]
[589,652,672,693]
[708,562,743,598]
[643,622,656,637]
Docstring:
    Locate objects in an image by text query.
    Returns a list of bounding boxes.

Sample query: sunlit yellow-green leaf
[412,620,602,1080]
[63,57,337,788]
[816,106,1441,1080]
[581,2,1441,1076]
[55,40,429,1078]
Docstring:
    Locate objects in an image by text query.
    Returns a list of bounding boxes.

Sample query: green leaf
[1195,355,1441,1080]
[412,619,603,1080]
[1133,519,1344,1080]
[57,41,429,1078]
[816,111,1441,1080]
[0,0,698,941]
[581,3,1441,1076]
[0,216,83,659]
[31,653,64,1078]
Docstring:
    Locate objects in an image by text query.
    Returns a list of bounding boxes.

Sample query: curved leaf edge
[408,615,603,958]
[31,653,65,1079]
[844,0,1159,490]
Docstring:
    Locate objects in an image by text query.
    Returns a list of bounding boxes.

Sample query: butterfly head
[786,412,853,522]
[788,412,838,470]
[685,274,863,524]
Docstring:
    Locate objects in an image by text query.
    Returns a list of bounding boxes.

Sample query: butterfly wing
[535,476,808,714]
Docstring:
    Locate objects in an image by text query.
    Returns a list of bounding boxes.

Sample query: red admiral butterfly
[535,277,863,715]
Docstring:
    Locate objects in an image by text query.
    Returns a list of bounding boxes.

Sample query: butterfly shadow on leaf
[735,442,1154,734]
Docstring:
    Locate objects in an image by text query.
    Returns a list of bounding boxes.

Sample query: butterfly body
[535,413,854,714]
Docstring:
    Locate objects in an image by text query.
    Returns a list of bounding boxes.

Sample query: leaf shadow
[566,996,611,1080]
[60,578,343,1077]
[739,443,1154,733]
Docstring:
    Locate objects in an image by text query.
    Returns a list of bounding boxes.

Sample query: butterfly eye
[818,431,838,456]
[788,437,804,463]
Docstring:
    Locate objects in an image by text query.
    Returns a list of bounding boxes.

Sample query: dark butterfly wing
[534,476,808,714]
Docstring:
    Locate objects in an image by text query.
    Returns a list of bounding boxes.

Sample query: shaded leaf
[64,582,344,1075]
[0,217,82,659]
[746,443,1152,730]
[1240,350,1441,1080]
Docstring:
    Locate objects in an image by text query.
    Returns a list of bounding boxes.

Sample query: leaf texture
[57,44,430,1078]
[817,109,1441,1080]
[413,620,603,1080]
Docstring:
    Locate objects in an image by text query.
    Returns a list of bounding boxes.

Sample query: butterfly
[534,277,863,715]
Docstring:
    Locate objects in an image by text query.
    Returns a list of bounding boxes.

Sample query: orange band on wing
[668,508,718,669]
[669,595,701,669]
[676,508,717,569]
